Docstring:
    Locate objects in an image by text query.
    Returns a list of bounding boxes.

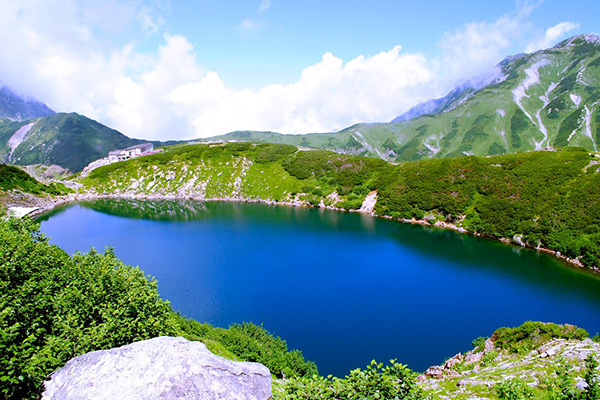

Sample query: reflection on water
[84,198,209,221]
[39,200,600,377]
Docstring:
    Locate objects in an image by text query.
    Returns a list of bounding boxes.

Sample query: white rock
[42,336,272,400]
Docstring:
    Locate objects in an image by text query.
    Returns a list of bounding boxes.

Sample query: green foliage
[254,143,297,163]
[472,336,487,353]
[491,322,589,354]
[510,109,533,149]
[176,317,317,379]
[481,349,499,367]
[494,378,536,400]
[0,164,70,195]
[582,353,600,400]
[0,215,178,398]
[555,108,584,148]
[276,359,423,400]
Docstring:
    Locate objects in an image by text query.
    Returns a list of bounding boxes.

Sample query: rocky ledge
[42,336,272,400]
[419,337,600,399]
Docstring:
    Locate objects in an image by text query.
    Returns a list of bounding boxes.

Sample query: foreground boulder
[42,336,272,400]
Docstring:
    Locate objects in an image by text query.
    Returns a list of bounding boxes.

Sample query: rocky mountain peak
[555,33,600,49]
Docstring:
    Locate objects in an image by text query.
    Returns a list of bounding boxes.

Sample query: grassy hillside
[0,113,183,172]
[6,113,153,172]
[82,142,600,269]
[0,164,69,196]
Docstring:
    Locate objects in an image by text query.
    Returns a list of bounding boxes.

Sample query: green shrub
[492,322,589,354]
[494,378,536,399]
[254,143,297,163]
[0,215,177,399]
[277,359,423,400]
[481,349,499,367]
[471,336,487,352]
[162,316,318,379]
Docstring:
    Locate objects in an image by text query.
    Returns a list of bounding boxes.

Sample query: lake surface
[38,199,600,376]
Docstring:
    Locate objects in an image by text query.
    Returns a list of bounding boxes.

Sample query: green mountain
[211,35,600,161]
[0,112,180,172]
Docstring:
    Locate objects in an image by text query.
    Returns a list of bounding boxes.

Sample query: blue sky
[0,0,597,139]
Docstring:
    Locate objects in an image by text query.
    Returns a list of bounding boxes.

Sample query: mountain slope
[210,35,600,162]
[0,86,55,121]
[0,113,181,172]
[344,34,600,160]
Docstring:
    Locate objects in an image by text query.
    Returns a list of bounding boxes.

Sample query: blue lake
[38,199,600,377]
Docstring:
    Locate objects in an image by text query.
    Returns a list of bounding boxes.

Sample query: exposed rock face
[42,336,272,400]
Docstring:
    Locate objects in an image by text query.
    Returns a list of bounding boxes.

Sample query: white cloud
[525,22,581,52]
[238,18,261,34]
[435,1,540,90]
[168,47,435,136]
[259,0,270,12]
[0,0,583,141]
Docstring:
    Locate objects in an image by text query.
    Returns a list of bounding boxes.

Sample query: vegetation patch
[0,164,69,195]
[492,321,589,354]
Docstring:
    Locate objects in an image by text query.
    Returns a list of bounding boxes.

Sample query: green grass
[0,164,69,195]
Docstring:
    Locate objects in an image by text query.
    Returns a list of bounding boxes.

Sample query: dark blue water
[38,199,600,376]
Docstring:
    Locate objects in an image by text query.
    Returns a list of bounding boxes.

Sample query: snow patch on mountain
[423,136,441,155]
[352,131,387,159]
[570,93,582,107]
[583,106,596,150]
[513,59,551,137]
[534,82,557,149]
[8,122,34,159]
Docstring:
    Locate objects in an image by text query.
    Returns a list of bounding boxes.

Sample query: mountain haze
[0,86,55,121]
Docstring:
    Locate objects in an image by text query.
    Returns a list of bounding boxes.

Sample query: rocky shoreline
[4,189,598,274]
[418,336,600,399]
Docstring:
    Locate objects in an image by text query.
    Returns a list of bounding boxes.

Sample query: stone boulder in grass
[42,336,272,400]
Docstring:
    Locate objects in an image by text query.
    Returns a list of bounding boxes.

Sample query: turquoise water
[39,199,600,376]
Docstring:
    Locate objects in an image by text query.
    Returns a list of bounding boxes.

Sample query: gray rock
[483,338,495,354]
[575,379,588,391]
[42,336,272,400]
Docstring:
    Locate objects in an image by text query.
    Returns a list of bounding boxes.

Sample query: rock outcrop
[42,336,272,400]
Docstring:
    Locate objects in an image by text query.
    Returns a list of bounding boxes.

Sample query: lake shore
[6,189,597,274]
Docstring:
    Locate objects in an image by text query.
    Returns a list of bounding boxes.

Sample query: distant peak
[555,34,600,49]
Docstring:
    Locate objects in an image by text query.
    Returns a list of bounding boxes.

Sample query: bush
[277,359,423,400]
[491,321,589,354]
[0,215,177,399]
[494,378,536,399]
